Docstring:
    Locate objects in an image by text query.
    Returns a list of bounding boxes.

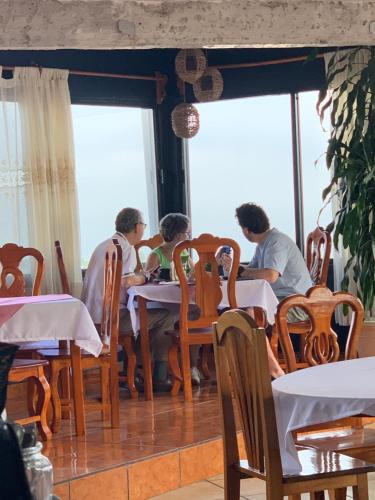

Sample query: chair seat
[237,446,375,483]
[11,358,49,369]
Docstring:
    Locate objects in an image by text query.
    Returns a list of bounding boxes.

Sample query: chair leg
[309,492,324,500]
[27,378,38,416]
[100,363,111,422]
[332,488,347,500]
[270,325,279,359]
[224,467,241,500]
[353,474,369,500]
[35,366,52,441]
[200,345,211,380]
[122,337,138,399]
[50,361,63,433]
[181,342,193,402]
[168,343,182,396]
[109,353,120,428]
[60,366,71,420]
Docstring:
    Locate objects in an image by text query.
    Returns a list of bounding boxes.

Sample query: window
[72,106,158,266]
[299,91,332,234]
[187,95,294,259]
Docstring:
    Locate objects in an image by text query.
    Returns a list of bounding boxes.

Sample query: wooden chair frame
[168,233,240,401]
[39,239,123,432]
[276,285,364,373]
[0,243,44,297]
[306,226,332,287]
[134,234,163,272]
[213,309,374,500]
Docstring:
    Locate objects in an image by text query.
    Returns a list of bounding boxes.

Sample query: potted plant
[319,47,375,352]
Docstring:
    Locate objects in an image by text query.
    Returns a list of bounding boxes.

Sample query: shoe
[153,378,172,393]
[191,366,201,386]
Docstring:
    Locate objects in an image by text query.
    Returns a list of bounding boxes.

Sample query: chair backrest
[134,234,163,271]
[306,227,332,286]
[276,285,364,372]
[100,239,122,352]
[213,309,283,484]
[54,241,71,295]
[173,233,240,334]
[0,243,44,297]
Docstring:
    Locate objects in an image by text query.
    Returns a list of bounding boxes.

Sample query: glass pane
[72,106,158,267]
[187,96,294,259]
[299,91,331,235]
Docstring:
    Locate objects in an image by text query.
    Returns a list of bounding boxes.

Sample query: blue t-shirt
[249,228,312,299]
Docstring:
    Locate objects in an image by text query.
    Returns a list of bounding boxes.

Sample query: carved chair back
[0,243,44,297]
[276,285,364,372]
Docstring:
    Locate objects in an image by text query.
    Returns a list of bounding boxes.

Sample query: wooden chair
[168,233,240,401]
[0,243,53,440]
[270,227,332,362]
[134,234,163,271]
[213,309,375,500]
[306,226,332,287]
[276,285,363,373]
[38,239,123,431]
[0,242,44,297]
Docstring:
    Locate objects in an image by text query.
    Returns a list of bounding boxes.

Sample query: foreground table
[0,294,102,436]
[128,279,278,399]
[272,357,375,475]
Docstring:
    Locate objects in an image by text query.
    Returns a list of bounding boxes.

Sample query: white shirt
[81,233,137,323]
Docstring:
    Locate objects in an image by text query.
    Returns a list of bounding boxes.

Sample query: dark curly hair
[159,213,190,242]
[235,203,270,234]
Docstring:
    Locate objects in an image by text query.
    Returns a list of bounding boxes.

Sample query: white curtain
[0,66,82,295]
[324,49,374,321]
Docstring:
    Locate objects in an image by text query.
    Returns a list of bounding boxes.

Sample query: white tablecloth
[0,295,102,356]
[127,279,278,334]
[272,357,375,475]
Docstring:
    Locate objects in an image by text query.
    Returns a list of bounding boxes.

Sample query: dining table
[0,294,103,436]
[128,278,279,400]
[272,357,375,475]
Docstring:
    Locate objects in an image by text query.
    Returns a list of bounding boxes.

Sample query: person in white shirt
[81,207,175,391]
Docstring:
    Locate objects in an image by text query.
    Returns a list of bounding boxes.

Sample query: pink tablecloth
[127,279,278,334]
[0,294,102,356]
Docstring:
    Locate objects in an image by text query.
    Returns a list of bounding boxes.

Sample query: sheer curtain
[324,50,372,322]
[0,67,82,295]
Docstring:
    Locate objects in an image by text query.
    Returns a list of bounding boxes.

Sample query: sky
[72,91,331,265]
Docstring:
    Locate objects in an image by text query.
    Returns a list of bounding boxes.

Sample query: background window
[72,106,158,266]
[187,95,294,259]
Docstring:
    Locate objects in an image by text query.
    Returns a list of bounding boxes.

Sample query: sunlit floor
[152,472,375,499]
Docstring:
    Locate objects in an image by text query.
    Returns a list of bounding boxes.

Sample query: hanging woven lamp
[171,103,200,139]
[175,49,207,84]
[193,67,224,102]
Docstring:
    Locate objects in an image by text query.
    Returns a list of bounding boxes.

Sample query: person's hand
[221,252,232,272]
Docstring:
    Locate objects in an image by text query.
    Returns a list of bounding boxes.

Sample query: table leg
[138,297,153,400]
[70,341,86,435]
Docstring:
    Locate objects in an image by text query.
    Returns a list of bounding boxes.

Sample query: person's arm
[144,251,161,273]
[121,272,146,287]
[239,267,279,283]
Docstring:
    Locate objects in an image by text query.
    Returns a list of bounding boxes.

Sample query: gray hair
[159,213,190,242]
[115,207,141,234]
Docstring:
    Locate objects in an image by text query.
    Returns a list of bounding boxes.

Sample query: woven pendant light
[193,67,224,102]
[171,103,200,139]
[175,49,207,84]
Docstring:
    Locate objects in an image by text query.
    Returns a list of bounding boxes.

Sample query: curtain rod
[212,53,324,70]
[1,65,168,104]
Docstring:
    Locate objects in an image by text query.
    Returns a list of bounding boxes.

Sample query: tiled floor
[152,472,375,499]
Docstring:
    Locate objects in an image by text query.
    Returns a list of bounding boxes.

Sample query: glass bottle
[22,441,53,500]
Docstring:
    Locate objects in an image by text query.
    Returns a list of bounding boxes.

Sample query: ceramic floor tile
[208,474,266,496]
[54,482,70,500]
[150,480,226,499]
[180,439,224,485]
[70,466,127,500]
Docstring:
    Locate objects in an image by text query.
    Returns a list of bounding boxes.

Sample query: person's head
[115,207,146,244]
[159,213,191,244]
[235,203,270,242]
